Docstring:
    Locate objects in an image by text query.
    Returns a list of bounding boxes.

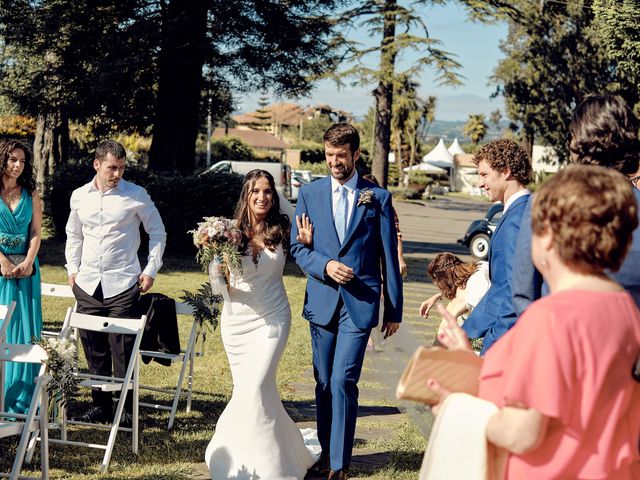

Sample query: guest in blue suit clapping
[291,123,403,480]
[461,139,532,353]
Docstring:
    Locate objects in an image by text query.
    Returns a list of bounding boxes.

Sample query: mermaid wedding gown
[205,245,316,480]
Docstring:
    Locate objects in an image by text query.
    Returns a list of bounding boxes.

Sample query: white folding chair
[0,343,49,480]
[45,308,147,473]
[40,282,76,339]
[0,302,18,413]
[139,301,206,430]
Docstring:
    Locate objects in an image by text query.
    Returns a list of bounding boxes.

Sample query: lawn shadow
[351,450,424,476]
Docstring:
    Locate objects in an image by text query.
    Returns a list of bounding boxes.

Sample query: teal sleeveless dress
[1,189,42,414]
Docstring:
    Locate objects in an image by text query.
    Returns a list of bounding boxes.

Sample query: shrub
[291,141,325,164]
[210,136,255,162]
[0,115,36,137]
[47,163,244,253]
[388,185,423,201]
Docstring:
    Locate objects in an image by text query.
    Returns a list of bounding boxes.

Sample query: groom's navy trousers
[291,175,403,472]
[310,299,370,469]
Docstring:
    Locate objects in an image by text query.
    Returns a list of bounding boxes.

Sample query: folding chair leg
[0,363,5,413]
[133,359,139,454]
[167,352,190,430]
[186,349,195,414]
[25,430,38,463]
[10,413,36,480]
[40,391,49,480]
[101,411,124,472]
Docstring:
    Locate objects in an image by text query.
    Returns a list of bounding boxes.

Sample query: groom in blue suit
[291,123,403,479]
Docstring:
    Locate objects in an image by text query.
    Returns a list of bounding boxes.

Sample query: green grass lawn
[1,239,425,479]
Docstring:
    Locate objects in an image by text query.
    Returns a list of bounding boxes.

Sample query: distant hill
[424,119,510,143]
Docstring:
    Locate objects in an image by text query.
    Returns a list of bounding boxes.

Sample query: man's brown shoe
[328,469,348,480]
[305,457,331,479]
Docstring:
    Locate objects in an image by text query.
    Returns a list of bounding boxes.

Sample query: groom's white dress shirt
[65,177,166,299]
[331,173,358,231]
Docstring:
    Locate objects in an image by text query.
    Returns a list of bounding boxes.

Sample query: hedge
[47,163,244,253]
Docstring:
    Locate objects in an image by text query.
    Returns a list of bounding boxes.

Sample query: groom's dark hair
[324,123,360,155]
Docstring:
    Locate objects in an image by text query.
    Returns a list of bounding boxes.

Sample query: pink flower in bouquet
[189,216,244,274]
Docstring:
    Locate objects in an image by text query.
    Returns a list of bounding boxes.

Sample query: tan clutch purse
[396,346,483,405]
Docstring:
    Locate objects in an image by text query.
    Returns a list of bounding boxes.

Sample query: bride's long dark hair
[234,169,290,254]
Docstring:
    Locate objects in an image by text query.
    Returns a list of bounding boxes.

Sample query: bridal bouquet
[190,216,244,277]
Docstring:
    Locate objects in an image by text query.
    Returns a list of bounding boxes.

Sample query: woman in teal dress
[0,139,43,414]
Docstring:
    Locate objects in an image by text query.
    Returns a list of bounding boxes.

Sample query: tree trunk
[406,136,416,186]
[33,111,69,195]
[521,128,534,161]
[148,0,208,172]
[371,0,397,189]
[395,133,404,185]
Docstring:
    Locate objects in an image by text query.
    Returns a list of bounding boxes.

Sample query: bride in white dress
[205,169,316,480]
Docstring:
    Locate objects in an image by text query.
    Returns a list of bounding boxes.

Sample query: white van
[204,160,292,200]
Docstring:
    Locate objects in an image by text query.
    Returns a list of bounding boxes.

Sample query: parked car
[457,203,503,260]
[292,169,313,183]
[202,160,292,200]
[311,174,328,182]
[290,174,309,201]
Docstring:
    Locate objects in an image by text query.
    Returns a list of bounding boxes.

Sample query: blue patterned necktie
[335,185,348,243]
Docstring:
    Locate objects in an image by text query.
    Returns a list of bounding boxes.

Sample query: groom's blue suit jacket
[290,176,403,328]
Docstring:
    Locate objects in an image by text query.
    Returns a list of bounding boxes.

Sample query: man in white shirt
[65,139,166,424]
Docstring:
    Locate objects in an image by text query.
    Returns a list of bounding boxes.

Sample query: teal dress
[1,189,42,414]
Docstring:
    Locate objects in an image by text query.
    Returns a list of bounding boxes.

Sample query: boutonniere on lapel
[357,188,375,207]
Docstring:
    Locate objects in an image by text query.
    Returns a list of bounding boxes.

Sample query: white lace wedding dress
[205,245,316,480]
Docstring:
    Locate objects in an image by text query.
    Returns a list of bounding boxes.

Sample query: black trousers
[73,282,140,413]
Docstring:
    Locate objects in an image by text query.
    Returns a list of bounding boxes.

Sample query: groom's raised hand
[325,260,354,285]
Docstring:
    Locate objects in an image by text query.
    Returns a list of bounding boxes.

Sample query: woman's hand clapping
[435,304,472,352]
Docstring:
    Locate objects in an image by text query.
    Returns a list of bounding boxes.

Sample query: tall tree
[147,0,342,171]
[0,0,158,189]
[404,95,436,184]
[490,109,502,130]
[334,0,461,187]
[463,113,488,145]
[593,0,640,113]
[465,0,637,159]
[148,0,208,172]
[391,75,420,185]
[252,92,273,131]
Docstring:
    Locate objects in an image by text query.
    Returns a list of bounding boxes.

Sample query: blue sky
[238,2,508,122]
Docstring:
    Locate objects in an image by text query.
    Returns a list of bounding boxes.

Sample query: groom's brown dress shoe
[328,469,348,480]
[305,457,331,479]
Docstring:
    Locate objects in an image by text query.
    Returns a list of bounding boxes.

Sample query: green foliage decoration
[180,282,222,331]
[36,337,81,413]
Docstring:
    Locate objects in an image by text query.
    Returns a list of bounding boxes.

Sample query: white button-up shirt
[331,172,358,231]
[503,188,531,213]
[65,177,166,298]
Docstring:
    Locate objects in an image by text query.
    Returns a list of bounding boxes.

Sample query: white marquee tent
[403,163,447,174]
[422,138,454,168]
[448,138,465,156]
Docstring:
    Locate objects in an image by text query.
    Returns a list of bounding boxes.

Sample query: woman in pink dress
[431,164,640,479]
